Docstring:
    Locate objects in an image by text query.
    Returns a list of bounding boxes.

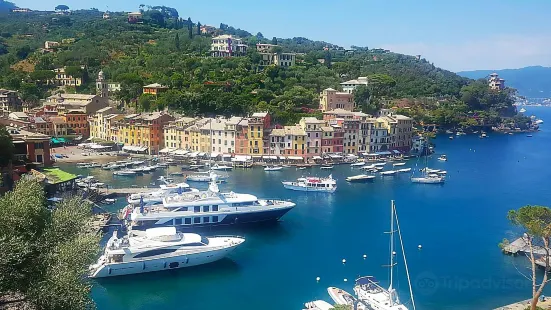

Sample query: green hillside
[0,7,523,128]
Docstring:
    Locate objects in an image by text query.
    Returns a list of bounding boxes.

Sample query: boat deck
[103,187,153,195]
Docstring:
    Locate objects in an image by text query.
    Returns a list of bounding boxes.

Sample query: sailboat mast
[389,200,395,294]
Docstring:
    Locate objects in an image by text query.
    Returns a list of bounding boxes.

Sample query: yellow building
[283,125,306,157]
[88,107,121,141]
[247,112,270,155]
[113,112,174,154]
[162,117,196,150]
[186,118,211,152]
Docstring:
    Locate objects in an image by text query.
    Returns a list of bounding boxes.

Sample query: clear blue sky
[17,0,551,72]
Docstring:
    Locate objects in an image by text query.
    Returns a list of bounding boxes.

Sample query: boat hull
[130,206,294,231]
[282,183,336,193]
[411,177,444,184]
[346,177,375,183]
[90,244,238,278]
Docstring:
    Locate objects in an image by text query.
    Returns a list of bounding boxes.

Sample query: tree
[15,45,31,60]
[55,4,69,11]
[368,74,396,98]
[0,126,14,168]
[187,17,193,39]
[353,85,372,113]
[0,178,100,309]
[256,32,264,39]
[271,37,278,45]
[196,21,201,36]
[174,33,180,50]
[505,205,551,310]
[324,51,332,68]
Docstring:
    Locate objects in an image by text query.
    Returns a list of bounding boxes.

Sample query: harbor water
[59,107,551,309]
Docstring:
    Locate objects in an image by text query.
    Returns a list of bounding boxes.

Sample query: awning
[188,152,199,157]
[329,154,343,158]
[90,145,112,149]
[159,147,175,154]
[263,155,277,160]
[366,153,379,156]
[346,154,357,158]
[222,154,232,158]
[393,150,401,154]
[279,156,287,160]
[313,156,322,160]
[375,151,392,155]
[210,152,220,158]
[252,155,262,158]
[232,155,251,162]
[198,152,206,156]
[122,145,148,152]
[288,156,303,160]
[173,149,189,155]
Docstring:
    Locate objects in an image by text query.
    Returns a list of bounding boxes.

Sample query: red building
[235,118,249,155]
[332,125,344,153]
[9,127,52,166]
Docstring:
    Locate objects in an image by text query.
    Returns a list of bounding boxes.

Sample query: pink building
[299,117,324,158]
[319,88,354,112]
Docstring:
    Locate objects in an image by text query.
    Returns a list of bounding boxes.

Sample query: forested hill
[458,66,551,99]
[0,7,518,128]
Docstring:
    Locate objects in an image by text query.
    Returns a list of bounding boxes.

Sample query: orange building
[115,112,174,155]
[64,111,90,137]
[142,83,169,95]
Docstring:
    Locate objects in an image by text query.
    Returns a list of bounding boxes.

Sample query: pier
[503,237,549,256]
[494,298,551,309]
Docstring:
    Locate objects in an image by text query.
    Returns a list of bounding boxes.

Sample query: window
[36,155,43,163]
[175,218,182,225]
[212,205,218,211]
[193,217,200,224]
[203,206,209,212]
[194,206,200,213]
[203,217,210,223]
[212,216,219,222]
[185,218,191,225]
[134,248,178,258]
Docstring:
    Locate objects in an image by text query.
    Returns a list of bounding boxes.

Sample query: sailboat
[411,145,444,184]
[353,200,416,310]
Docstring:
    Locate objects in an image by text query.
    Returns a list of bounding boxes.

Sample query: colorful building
[320,126,334,154]
[319,88,354,112]
[114,112,174,154]
[283,125,306,156]
[235,119,249,155]
[9,127,52,166]
[299,117,324,158]
[64,111,90,137]
[142,83,169,95]
[247,112,270,155]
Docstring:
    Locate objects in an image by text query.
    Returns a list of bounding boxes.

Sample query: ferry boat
[89,227,244,278]
[282,175,337,193]
[123,178,296,231]
[127,182,197,205]
[346,174,375,182]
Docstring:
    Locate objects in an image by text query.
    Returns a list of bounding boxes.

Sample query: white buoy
[363,254,367,259]
[316,277,320,282]
[418,244,422,249]
[342,259,346,264]
[392,251,397,256]
[344,278,348,282]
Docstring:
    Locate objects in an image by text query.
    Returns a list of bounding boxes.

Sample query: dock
[102,187,152,196]
[503,237,549,256]
[86,213,113,234]
[494,297,551,309]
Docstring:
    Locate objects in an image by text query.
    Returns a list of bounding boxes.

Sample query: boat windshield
[201,236,210,245]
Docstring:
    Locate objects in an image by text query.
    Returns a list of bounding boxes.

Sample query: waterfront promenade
[495,298,551,309]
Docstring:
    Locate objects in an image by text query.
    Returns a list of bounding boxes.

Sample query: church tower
[96,70,108,98]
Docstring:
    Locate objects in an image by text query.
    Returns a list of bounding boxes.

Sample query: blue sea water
[61,107,551,310]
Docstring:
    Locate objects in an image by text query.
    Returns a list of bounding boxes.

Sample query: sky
[14,0,551,72]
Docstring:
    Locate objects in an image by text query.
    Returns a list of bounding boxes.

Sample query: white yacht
[351,162,366,167]
[282,175,337,193]
[380,170,397,176]
[393,162,406,166]
[396,168,412,173]
[411,175,444,184]
[354,201,416,310]
[114,170,138,176]
[520,107,527,113]
[122,178,296,231]
[437,155,447,161]
[127,182,197,205]
[186,172,228,182]
[320,165,334,170]
[89,227,244,278]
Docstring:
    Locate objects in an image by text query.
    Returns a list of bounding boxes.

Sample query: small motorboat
[346,174,375,182]
[264,166,283,171]
[298,167,306,170]
[169,172,184,176]
[103,198,116,204]
[327,287,357,308]
[114,170,137,176]
[393,162,406,166]
[380,170,397,176]
[350,162,365,167]
[449,136,454,140]
[320,165,333,170]
[156,163,169,168]
[527,134,533,137]
[396,168,412,173]
[438,155,448,161]
[373,162,386,167]
[211,164,233,171]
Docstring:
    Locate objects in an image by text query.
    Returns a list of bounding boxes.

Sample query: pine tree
[175,33,180,50]
[271,37,278,45]
[197,21,201,36]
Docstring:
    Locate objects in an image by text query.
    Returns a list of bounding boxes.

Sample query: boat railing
[164,191,219,203]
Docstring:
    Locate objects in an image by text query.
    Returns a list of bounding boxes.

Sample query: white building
[340,77,369,93]
[211,35,248,57]
[201,116,242,154]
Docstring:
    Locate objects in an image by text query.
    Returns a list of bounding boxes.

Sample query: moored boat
[88,228,245,278]
[396,168,412,173]
[264,166,283,171]
[320,165,334,170]
[114,170,137,176]
[437,155,447,161]
[346,174,375,182]
[282,175,337,193]
[211,164,233,171]
[380,170,397,176]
